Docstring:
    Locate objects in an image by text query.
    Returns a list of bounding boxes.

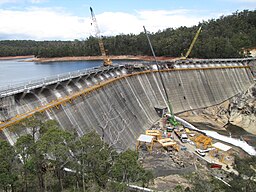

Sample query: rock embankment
[179,83,256,135]
[229,84,256,134]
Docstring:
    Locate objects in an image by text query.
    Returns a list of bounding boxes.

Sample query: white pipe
[174,116,256,156]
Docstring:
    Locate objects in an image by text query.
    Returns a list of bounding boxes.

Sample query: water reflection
[0,59,134,86]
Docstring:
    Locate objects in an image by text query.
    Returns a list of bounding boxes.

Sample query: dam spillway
[0,58,255,150]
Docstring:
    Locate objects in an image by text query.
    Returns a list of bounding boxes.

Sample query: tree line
[1,113,255,192]
[0,10,255,59]
[0,113,153,192]
[183,155,256,192]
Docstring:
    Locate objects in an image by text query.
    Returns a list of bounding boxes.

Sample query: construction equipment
[158,138,179,151]
[185,128,190,134]
[90,7,112,66]
[166,104,178,126]
[143,26,178,126]
[146,130,162,141]
[194,134,212,149]
[136,134,155,153]
[181,26,202,59]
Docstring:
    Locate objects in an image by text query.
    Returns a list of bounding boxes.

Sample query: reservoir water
[0,58,133,87]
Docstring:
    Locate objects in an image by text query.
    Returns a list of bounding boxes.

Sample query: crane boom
[143,26,178,126]
[184,26,202,59]
[90,7,112,66]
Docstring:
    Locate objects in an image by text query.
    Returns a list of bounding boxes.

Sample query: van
[166,126,173,132]
[181,133,188,143]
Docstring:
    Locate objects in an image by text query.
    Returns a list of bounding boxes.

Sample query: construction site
[0,7,256,192]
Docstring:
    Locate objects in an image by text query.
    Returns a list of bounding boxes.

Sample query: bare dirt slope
[0,55,34,60]
[28,55,177,62]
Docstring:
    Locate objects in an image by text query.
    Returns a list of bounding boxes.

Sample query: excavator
[180,26,202,60]
[166,102,178,126]
[90,7,112,66]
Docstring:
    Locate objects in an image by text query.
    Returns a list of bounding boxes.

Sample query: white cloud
[0,0,46,4]
[0,7,91,40]
[93,9,210,37]
[0,0,17,4]
[95,12,143,36]
[30,0,47,3]
[137,9,205,32]
[0,7,219,40]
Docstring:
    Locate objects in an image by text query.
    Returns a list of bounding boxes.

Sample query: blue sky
[0,0,255,40]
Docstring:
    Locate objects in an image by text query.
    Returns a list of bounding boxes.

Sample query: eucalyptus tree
[110,149,154,187]
[70,131,113,191]
[37,127,74,191]
[15,134,35,192]
[0,139,17,192]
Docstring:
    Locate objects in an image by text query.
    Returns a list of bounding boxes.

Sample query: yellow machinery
[146,130,162,141]
[90,7,112,66]
[181,26,202,60]
[158,138,179,151]
[194,134,212,149]
[185,128,190,133]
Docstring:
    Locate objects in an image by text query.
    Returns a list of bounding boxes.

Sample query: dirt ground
[139,107,252,191]
[139,146,196,191]
[27,55,177,62]
[149,174,192,191]
[0,54,179,62]
[0,55,34,60]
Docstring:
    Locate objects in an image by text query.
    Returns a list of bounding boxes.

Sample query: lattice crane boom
[90,7,112,66]
[184,26,202,59]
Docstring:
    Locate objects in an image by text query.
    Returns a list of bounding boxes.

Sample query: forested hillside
[0,10,255,58]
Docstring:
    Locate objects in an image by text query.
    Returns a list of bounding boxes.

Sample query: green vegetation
[0,10,255,58]
[174,155,256,192]
[0,114,153,192]
[0,118,255,192]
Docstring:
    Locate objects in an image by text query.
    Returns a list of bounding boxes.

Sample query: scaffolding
[158,138,179,151]
[136,134,155,153]
[145,130,162,141]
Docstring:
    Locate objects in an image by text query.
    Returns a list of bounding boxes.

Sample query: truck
[174,130,188,143]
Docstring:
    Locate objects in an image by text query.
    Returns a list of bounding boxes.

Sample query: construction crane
[143,26,178,127]
[181,26,202,60]
[90,7,112,66]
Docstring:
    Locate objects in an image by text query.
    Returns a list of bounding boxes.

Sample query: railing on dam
[0,74,129,130]
[0,58,255,98]
[174,57,255,64]
[0,65,123,98]
[0,58,254,131]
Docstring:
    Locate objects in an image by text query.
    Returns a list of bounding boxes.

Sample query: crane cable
[143,26,176,124]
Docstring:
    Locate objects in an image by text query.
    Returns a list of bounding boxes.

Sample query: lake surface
[0,58,133,87]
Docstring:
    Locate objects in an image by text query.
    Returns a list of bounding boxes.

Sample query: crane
[181,26,202,59]
[90,7,112,66]
[143,26,178,127]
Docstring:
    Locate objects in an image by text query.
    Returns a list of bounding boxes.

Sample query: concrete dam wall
[0,59,254,150]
